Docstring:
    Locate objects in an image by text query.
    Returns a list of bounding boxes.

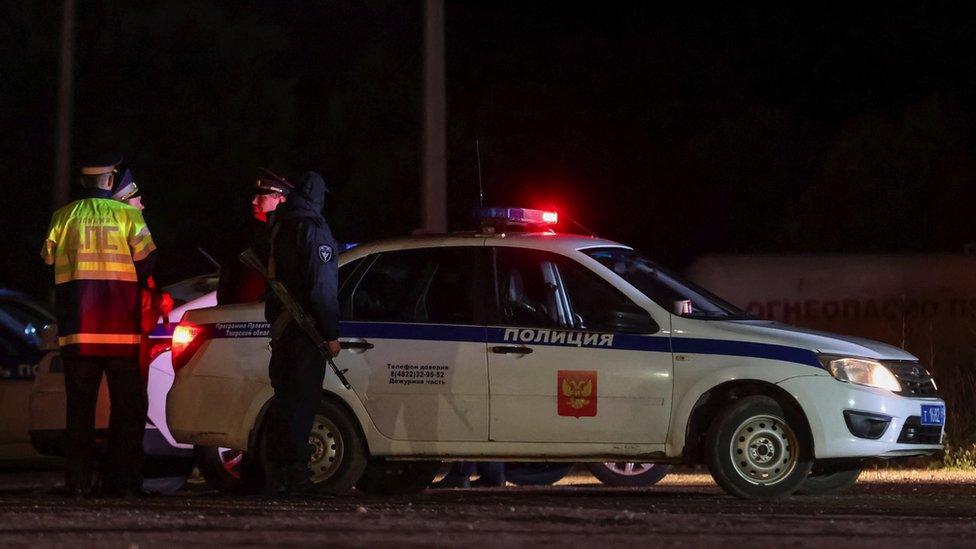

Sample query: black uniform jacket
[264,172,339,341]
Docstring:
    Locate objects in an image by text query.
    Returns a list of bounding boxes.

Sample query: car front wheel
[705,395,813,499]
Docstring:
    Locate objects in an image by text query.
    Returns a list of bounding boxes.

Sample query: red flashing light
[542,211,558,224]
[171,323,208,372]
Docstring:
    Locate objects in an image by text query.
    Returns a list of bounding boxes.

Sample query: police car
[166,208,945,499]
[0,290,57,461]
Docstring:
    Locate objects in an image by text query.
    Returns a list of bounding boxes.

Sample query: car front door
[337,246,491,442]
[487,247,672,444]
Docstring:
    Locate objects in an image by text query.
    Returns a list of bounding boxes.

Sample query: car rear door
[337,246,491,442]
[486,247,672,444]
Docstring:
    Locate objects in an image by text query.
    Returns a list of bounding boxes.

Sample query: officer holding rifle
[259,171,341,497]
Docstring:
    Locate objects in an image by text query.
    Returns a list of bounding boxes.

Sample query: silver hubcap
[730,414,798,485]
[307,414,342,483]
[603,462,655,476]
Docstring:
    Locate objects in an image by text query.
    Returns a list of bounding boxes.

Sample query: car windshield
[0,299,52,347]
[582,247,749,319]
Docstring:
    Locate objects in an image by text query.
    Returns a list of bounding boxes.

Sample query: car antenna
[476,138,485,207]
[553,206,598,239]
[197,247,222,272]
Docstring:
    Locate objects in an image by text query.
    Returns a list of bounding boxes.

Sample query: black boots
[264,463,313,498]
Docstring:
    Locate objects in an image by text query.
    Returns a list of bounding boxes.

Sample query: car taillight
[148,342,171,363]
[171,323,209,372]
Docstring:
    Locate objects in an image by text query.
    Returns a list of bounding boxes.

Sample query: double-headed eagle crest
[561,376,593,409]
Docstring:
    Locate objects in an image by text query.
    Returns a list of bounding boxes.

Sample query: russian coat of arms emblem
[557,370,597,417]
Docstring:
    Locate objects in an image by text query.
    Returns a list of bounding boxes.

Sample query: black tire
[586,462,671,487]
[257,397,367,495]
[504,463,574,486]
[356,460,440,495]
[195,446,246,494]
[796,463,862,495]
[705,395,813,499]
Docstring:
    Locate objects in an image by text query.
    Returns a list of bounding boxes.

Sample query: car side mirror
[672,299,692,315]
[605,304,658,334]
[40,324,58,351]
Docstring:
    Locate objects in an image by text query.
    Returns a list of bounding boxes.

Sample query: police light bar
[477,207,558,230]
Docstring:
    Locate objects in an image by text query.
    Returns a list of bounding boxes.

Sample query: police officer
[112,168,172,381]
[111,166,143,210]
[41,153,157,497]
[216,169,293,305]
[263,171,340,496]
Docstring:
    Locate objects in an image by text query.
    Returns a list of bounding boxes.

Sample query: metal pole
[54,0,75,208]
[422,0,447,232]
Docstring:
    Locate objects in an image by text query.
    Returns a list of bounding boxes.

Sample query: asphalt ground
[1,468,975,547]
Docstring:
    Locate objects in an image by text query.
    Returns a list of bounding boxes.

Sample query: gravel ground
[1,468,975,547]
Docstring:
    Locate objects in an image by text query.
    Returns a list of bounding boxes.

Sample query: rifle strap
[267,220,292,341]
[268,222,281,280]
[270,310,292,341]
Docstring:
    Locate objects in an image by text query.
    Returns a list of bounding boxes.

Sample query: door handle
[491,345,533,355]
[341,340,374,351]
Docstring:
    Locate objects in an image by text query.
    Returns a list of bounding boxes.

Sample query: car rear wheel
[356,459,441,495]
[258,397,367,495]
[705,395,813,499]
[796,462,862,495]
[586,462,671,487]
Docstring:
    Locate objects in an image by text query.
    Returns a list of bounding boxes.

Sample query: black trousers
[63,355,147,492]
[266,326,326,471]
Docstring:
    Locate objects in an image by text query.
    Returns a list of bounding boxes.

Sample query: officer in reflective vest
[41,153,157,497]
[263,171,340,496]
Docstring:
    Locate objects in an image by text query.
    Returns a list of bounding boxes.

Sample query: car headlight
[820,356,902,393]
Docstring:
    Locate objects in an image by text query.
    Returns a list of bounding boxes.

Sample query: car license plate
[920,404,945,426]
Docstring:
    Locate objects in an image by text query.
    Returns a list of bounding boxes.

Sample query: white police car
[166,208,945,499]
[29,276,219,484]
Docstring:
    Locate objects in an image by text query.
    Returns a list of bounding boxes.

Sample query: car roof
[341,232,631,262]
[0,289,55,322]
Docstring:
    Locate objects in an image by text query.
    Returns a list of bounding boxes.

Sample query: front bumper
[778,375,945,459]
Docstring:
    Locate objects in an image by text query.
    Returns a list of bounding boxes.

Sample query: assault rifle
[239,248,351,390]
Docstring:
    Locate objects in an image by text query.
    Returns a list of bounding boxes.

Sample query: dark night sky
[3,2,976,298]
